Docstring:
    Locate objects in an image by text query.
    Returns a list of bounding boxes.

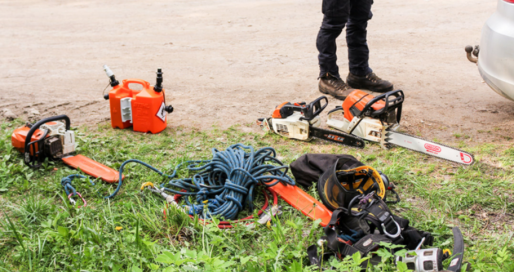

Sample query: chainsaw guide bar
[310,127,365,149]
[382,128,475,166]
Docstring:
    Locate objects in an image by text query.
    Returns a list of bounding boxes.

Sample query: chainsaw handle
[122,79,151,91]
[359,90,404,120]
[24,115,71,168]
[301,96,328,121]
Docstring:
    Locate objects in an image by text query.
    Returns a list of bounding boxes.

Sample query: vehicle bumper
[478,0,514,100]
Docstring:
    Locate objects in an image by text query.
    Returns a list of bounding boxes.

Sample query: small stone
[29,108,40,116]
[2,108,16,120]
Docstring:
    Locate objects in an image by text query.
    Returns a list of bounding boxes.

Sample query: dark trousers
[316,0,374,78]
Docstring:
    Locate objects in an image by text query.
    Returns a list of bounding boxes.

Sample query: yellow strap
[336,166,386,199]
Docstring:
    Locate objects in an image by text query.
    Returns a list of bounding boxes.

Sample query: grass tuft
[0,120,513,271]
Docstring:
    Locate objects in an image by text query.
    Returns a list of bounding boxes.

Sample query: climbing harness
[317,157,389,211]
[327,192,433,249]
[306,192,466,271]
[61,174,95,208]
[289,154,399,211]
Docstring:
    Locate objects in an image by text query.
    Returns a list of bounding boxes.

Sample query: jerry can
[103,66,173,134]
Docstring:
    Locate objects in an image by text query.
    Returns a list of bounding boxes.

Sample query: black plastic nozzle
[109,75,119,87]
[103,65,119,87]
[154,68,163,92]
[164,105,174,113]
[104,94,110,100]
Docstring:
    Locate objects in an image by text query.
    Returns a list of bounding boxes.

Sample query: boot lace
[366,73,382,83]
[324,74,349,91]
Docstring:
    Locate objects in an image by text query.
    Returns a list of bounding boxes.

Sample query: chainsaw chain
[311,127,365,149]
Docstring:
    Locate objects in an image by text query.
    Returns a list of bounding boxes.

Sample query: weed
[0,120,513,271]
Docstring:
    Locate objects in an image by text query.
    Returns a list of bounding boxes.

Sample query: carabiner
[140,182,156,191]
[68,192,87,208]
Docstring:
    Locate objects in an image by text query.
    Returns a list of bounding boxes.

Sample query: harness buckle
[381,217,401,239]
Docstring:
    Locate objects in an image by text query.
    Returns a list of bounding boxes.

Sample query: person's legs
[346,0,373,77]
[316,0,350,79]
[345,0,393,92]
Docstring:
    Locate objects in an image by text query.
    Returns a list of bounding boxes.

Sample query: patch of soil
[1,0,512,145]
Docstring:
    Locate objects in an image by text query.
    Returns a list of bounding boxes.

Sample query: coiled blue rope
[108,144,294,220]
[161,144,295,220]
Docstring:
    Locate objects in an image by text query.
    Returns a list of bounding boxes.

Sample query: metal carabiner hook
[68,193,76,205]
[381,217,401,239]
[68,192,87,208]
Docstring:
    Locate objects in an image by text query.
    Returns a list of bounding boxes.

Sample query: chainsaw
[257,96,365,148]
[326,90,475,165]
[11,115,123,182]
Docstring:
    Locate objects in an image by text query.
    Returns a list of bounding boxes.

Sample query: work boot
[318,73,355,100]
[346,72,394,93]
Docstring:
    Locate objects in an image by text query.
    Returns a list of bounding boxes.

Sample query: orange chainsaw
[327,90,475,165]
[11,115,122,183]
[257,96,365,148]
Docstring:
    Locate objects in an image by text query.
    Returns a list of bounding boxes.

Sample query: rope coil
[161,144,294,220]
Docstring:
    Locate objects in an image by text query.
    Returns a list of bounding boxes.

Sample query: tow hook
[465,45,479,63]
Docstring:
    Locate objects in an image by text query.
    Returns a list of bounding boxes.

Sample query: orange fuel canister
[107,79,143,130]
[104,66,173,134]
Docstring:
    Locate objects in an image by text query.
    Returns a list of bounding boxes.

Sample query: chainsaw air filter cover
[44,136,62,158]
[317,157,386,211]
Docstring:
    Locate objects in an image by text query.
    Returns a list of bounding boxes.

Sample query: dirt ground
[1,0,512,144]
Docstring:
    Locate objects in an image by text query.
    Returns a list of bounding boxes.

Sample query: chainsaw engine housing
[11,116,76,168]
[327,90,404,142]
[270,112,321,141]
[327,113,385,142]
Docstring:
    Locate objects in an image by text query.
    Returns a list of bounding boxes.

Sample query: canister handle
[122,79,150,90]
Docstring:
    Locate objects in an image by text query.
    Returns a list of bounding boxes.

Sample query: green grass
[0,119,513,271]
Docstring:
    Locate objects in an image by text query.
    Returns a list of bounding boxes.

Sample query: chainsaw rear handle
[300,96,328,121]
[359,90,404,121]
[24,115,71,168]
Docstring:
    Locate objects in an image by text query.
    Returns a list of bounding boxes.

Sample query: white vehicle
[466,0,514,101]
